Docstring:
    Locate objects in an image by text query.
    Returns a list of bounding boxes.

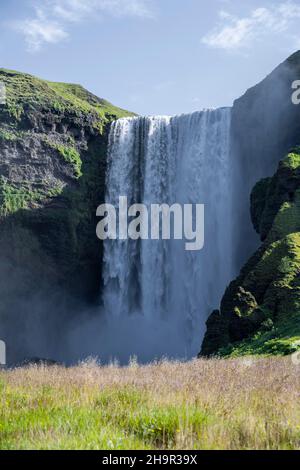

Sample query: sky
[1,0,300,115]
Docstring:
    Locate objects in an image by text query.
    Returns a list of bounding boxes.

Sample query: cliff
[0,69,133,360]
[201,149,300,356]
[0,68,133,296]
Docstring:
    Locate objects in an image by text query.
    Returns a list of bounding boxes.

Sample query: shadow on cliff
[231,51,300,271]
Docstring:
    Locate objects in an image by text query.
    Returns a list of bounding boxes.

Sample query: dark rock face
[231,50,300,268]
[200,310,229,357]
[200,150,300,357]
[0,69,133,363]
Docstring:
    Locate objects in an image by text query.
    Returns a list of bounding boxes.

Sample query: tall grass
[0,357,300,450]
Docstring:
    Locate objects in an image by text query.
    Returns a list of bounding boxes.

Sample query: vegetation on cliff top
[0,68,133,125]
[201,150,300,357]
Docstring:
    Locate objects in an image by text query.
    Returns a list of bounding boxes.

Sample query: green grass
[219,330,300,357]
[0,387,148,450]
[1,358,300,450]
[0,371,209,450]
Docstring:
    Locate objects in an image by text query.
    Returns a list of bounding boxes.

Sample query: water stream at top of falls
[102,109,233,359]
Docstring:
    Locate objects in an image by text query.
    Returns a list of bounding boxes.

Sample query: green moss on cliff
[0,178,40,216]
[267,190,300,241]
[250,151,300,241]
[0,177,64,216]
[0,129,19,142]
[47,141,82,178]
[57,145,82,178]
[282,150,300,169]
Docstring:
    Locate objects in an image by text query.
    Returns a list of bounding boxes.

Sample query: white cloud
[51,0,154,21]
[14,0,154,52]
[202,1,300,50]
[15,9,68,52]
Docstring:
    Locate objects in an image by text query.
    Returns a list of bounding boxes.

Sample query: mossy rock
[250,151,300,241]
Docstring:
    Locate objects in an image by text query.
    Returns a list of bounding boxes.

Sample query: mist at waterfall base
[65,307,191,364]
[65,109,235,364]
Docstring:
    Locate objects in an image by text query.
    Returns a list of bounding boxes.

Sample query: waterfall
[102,108,233,359]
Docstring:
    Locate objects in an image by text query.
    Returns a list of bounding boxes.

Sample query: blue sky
[1,0,300,115]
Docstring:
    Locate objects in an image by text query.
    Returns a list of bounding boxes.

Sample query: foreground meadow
[0,357,300,450]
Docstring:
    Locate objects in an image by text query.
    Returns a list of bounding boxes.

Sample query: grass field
[0,357,300,450]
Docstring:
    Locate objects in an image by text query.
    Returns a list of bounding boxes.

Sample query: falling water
[102,109,233,359]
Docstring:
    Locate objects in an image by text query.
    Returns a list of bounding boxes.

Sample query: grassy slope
[0,68,133,124]
[1,358,300,450]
